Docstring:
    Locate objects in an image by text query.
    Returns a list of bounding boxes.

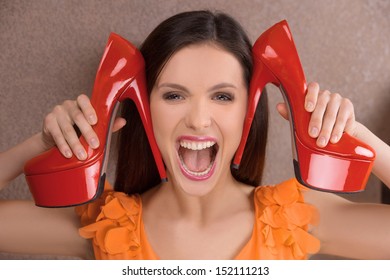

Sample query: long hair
[115,10,268,194]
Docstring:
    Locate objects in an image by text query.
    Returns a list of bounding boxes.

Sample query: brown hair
[115,10,268,194]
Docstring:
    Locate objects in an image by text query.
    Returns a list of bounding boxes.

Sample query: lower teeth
[180,157,214,177]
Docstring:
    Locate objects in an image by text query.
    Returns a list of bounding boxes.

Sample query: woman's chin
[168,166,219,197]
[179,181,216,197]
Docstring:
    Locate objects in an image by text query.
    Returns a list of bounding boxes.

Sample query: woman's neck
[142,173,254,225]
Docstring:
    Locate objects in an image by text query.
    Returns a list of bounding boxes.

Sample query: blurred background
[1,0,389,259]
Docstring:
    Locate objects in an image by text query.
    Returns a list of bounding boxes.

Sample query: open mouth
[177,138,219,180]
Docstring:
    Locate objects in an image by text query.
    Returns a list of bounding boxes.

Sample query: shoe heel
[118,71,167,181]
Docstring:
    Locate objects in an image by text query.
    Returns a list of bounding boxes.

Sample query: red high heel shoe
[232,20,375,193]
[24,33,167,207]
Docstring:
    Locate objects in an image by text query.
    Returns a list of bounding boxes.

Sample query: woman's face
[150,43,248,196]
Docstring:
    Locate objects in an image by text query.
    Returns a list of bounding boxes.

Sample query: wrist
[352,121,366,139]
[29,132,52,155]
[36,132,54,152]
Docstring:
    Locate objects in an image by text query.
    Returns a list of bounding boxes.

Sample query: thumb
[112,117,127,133]
[276,103,289,121]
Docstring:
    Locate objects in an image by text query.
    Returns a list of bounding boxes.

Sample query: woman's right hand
[41,94,126,160]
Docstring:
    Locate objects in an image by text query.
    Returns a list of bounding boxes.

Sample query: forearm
[355,122,390,188]
[0,200,88,258]
[0,133,47,189]
[316,197,390,259]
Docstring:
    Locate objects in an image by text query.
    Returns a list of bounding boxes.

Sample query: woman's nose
[185,100,212,131]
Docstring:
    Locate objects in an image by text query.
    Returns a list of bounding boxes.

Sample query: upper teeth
[180,140,216,151]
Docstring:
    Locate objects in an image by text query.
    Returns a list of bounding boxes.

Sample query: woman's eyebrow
[158,83,189,92]
[208,83,237,91]
[157,82,237,92]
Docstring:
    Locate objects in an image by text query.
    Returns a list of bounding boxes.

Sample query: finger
[66,101,100,149]
[276,103,289,120]
[308,90,331,138]
[316,93,342,147]
[49,124,73,158]
[345,116,357,136]
[333,98,356,139]
[112,117,127,133]
[341,98,356,135]
[56,112,87,160]
[77,94,97,125]
[305,82,320,112]
[42,112,72,158]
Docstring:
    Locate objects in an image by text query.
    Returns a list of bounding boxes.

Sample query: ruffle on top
[76,178,320,260]
[76,190,142,259]
[254,178,320,259]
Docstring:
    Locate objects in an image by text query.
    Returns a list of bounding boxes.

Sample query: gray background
[1,0,389,259]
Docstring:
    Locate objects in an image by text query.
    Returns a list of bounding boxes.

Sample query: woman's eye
[162,92,183,101]
[213,93,233,102]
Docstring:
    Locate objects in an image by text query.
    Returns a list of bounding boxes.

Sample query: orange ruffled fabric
[76,178,320,260]
[76,191,146,259]
[235,178,320,259]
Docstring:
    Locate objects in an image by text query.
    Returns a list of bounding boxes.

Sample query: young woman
[1,10,390,260]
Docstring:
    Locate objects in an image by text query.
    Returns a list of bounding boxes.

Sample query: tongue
[181,147,212,172]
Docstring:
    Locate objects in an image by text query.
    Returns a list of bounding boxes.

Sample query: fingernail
[306,102,314,111]
[310,127,319,137]
[318,136,327,147]
[88,115,97,124]
[64,150,72,158]
[90,137,99,149]
[331,135,339,143]
[77,150,87,160]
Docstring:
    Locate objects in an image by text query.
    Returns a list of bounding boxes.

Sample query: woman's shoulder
[253,178,318,219]
[254,178,309,204]
[252,178,320,258]
[75,182,143,257]
[75,181,141,227]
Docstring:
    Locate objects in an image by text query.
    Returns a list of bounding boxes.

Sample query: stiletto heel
[233,20,375,193]
[24,33,167,207]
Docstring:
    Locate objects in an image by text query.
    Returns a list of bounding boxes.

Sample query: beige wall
[1,0,389,259]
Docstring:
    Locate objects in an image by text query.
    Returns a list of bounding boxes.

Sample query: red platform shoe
[232,20,375,193]
[24,33,167,207]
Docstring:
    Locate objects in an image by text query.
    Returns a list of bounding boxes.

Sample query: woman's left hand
[276,82,358,147]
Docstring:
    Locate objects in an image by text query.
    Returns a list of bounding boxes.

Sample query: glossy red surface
[24,33,167,207]
[233,20,375,192]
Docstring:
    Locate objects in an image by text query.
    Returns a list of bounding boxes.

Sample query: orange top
[76,178,320,259]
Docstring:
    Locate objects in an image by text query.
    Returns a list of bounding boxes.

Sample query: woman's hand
[276,82,358,147]
[41,94,126,160]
